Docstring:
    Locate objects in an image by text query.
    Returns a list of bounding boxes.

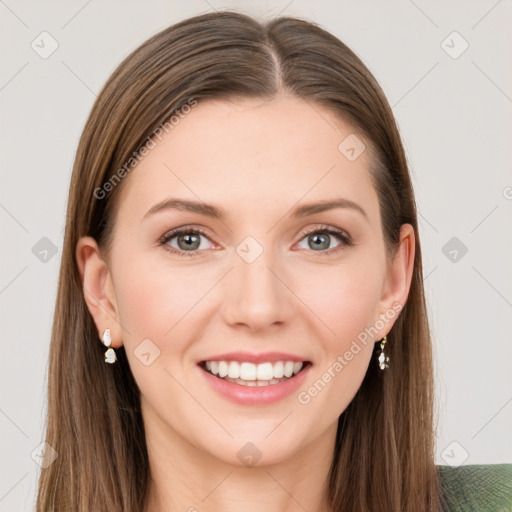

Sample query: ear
[75,236,123,348]
[376,223,415,337]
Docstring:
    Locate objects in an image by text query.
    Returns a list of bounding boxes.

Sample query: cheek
[111,251,202,348]
[295,263,382,416]
[114,247,385,351]
[331,270,382,341]
[296,257,384,345]
[110,253,208,403]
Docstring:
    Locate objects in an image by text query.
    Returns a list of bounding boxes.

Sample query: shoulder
[437,463,512,512]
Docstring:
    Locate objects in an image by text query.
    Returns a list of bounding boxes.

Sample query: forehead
[114,95,379,223]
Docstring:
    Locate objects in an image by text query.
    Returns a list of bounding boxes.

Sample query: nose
[220,240,294,332]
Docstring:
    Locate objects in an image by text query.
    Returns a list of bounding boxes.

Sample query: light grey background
[1,1,511,510]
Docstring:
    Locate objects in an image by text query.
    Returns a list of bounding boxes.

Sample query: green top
[437,464,512,512]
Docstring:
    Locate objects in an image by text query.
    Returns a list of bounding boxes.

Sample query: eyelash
[159,224,353,258]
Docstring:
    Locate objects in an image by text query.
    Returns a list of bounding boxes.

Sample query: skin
[76,94,415,512]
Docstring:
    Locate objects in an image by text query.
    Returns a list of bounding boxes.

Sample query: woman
[36,10,512,512]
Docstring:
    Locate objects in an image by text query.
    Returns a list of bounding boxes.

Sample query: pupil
[310,233,328,250]
[180,234,199,250]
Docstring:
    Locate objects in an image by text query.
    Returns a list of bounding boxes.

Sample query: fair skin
[76,94,415,512]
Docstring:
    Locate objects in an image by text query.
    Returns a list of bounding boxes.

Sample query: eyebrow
[143,197,368,221]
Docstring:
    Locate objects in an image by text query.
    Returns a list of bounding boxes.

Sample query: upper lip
[198,351,311,364]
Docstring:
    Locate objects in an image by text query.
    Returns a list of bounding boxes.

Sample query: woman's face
[78,94,413,467]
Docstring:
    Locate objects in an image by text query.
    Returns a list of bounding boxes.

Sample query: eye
[160,227,214,257]
[159,224,353,258]
[295,225,353,255]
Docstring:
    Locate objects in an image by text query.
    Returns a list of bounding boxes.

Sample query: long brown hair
[36,10,442,511]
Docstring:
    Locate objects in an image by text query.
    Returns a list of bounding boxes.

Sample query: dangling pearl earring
[101,328,117,364]
[377,334,389,370]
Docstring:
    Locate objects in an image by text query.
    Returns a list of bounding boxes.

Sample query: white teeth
[283,361,294,378]
[273,361,284,378]
[227,361,240,379]
[240,362,257,380]
[204,360,305,382]
[223,377,287,387]
[218,361,229,378]
[256,362,273,381]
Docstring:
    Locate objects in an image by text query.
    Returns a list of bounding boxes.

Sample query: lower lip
[198,363,312,406]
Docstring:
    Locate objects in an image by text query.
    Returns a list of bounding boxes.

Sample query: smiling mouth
[198,360,312,387]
